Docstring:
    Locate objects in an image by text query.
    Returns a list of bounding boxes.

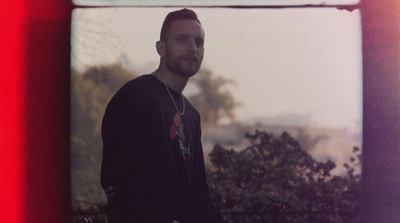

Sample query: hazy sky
[71,7,362,132]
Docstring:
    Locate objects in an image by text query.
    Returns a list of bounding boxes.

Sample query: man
[100,8,225,223]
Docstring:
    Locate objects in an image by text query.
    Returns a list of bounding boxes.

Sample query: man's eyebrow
[176,32,203,37]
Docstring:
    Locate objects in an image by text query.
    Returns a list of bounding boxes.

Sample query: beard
[165,48,202,77]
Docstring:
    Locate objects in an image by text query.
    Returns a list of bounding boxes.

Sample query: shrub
[208,130,361,223]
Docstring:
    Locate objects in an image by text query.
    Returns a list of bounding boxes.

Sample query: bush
[207,130,361,223]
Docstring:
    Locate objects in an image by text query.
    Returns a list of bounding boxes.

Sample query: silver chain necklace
[156,70,185,115]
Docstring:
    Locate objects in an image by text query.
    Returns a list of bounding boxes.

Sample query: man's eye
[196,38,204,47]
[178,36,187,42]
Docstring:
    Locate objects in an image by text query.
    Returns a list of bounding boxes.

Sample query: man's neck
[154,66,189,93]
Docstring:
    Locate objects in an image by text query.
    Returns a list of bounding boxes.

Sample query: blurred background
[70,5,362,222]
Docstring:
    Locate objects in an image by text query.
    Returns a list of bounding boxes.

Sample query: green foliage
[71,64,137,209]
[188,69,240,126]
[208,130,361,223]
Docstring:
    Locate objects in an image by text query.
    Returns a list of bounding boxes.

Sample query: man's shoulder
[106,74,159,107]
[120,74,154,89]
[115,74,158,95]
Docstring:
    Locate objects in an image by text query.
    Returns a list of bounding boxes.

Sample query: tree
[207,130,361,223]
[188,69,240,126]
[71,63,137,210]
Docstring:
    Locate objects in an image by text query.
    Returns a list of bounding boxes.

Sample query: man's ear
[156,41,166,57]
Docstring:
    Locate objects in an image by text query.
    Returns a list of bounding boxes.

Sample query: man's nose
[186,39,197,52]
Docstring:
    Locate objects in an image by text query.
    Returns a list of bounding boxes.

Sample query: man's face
[164,19,205,77]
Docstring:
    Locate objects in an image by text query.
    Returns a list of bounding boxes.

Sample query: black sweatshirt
[100,74,224,223]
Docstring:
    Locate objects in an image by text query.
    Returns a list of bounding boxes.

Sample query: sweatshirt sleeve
[100,82,147,193]
[100,82,173,222]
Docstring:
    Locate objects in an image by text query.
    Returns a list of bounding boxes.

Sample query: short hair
[160,8,201,42]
